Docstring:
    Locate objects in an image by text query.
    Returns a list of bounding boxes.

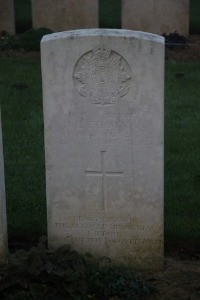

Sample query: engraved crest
[73,45,132,105]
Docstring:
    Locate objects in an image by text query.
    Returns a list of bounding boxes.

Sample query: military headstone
[0,0,15,34]
[122,0,189,36]
[31,0,98,32]
[0,110,8,263]
[41,29,164,270]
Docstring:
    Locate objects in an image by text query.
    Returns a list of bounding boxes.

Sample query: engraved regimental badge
[73,45,132,105]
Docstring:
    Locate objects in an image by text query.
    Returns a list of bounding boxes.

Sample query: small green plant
[0,237,155,300]
[0,31,16,51]
[163,31,188,49]
[0,28,53,52]
[15,28,54,51]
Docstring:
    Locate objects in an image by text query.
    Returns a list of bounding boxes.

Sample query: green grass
[1,56,200,246]
[0,56,46,240]
[190,0,200,34]
[165,62,200,241]
[14,0,32,33]
[99,0,121,28]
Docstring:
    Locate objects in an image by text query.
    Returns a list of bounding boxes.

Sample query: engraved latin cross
[85,151,123,212]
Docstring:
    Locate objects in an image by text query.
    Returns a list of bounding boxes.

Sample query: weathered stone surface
[31,0,98,32]
[41,29,164,270]
[0,110,8,263]
[0,0,15,34]
[122,0,189,36]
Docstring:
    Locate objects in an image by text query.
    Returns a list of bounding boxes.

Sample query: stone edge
[41,29,165,44]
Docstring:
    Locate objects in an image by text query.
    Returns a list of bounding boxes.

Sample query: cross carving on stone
[85,151,124,212]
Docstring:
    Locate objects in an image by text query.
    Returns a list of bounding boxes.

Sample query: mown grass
[14,0,32,33]
[165,62,200,241]
[0,56,46,240]
[99,0,121,28]
[190,0,200,34]
[0,55,200,245]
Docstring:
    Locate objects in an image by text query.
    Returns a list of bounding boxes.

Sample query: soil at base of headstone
[111,252,200,300]
[111,254,200,300]
[117,240,200,300]
[8,237,200,300]
[142,256,200,300]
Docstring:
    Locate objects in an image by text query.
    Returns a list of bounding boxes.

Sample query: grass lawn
[0,55,200,247]
[14,0,32,33]
[165,62,200,243]
[0,56,46,240]
[99,0,121,28]
[190,0,200,34]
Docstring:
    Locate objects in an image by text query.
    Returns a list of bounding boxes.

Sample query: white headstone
[122,0,189,37]
[31,0,98,32]
[41,29,164,270]
[0,0,15,34]
[0,110,8,263]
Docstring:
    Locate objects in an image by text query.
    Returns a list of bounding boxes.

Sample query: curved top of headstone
[41,29,164,44]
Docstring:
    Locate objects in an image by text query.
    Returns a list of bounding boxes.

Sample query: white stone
[31,0,98,32]
[41,29,164,270]
[0,109,8,263]
[122,0,189,37]
[0,0,15,34]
